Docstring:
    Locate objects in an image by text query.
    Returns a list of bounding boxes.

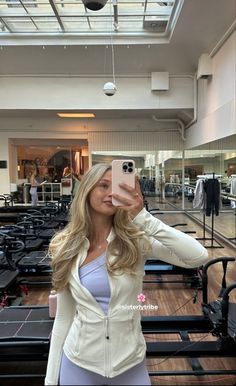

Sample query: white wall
[1,32,236,194]
[0,136,10,197]
[0,76,193,110]
[0,130,87,195]
[186,31,236,148]
[0,73,193,196]
[0,118,184,194]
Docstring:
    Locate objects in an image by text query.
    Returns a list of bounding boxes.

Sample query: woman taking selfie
[45,163,208,386]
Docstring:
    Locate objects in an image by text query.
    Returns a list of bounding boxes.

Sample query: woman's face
[89,170,117,217]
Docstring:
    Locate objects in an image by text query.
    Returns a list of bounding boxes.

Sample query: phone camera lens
[123,164,128,170]
[128,162,133,167]
[128,167,133,173]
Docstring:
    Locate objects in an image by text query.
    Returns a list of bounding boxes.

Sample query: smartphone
[111,160,135,206]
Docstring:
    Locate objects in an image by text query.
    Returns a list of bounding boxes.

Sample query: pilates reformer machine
[143,207,202,288]
[1,196,201,288]
[0,229,51,293]
[0,234,26,307]
[0,306,53,383]
[144,256,236,377]
[144,259,202,288]
[0,197,70,227]
[0,203,63,274]
[1,206,202,289]
[0,257,235,382]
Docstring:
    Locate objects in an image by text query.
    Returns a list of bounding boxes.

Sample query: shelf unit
[23,183,62,203]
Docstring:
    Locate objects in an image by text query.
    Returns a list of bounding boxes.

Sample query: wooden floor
[16,209,236,385]
[149,195,236,241]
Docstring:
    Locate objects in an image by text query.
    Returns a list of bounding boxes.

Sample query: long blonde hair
[50,163,149,292]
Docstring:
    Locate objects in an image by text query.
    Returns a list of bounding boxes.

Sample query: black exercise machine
[17,250,52,287]
[3,223,45,252]
[0,231,51,287]
[15,219,55,245]
[144,259,202,287]
[0,306,53,382]
[0,232,25,270]
[144,208,200,287]
[0,306,53,360]
[0,257,235,381]
[0,234,26,306]
[143,256,236,376]
[0,269,21,307]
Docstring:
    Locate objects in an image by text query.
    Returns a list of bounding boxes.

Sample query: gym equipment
[0,230,51,285]
[144,208,200,287]
[0,306,52,381]
[17,250,52,286]
[143,256,236,376]
[5,223,44,252]
[0,270,21,307]
[0,257,235,381]
[0,234,26,306]
[144,259,202,287]
[0,232,25,270]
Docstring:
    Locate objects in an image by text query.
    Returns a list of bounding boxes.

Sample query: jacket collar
[107,228,115,243]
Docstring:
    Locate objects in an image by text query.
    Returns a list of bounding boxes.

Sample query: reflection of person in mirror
[71,173,82,198]
[30,169,47,206]
[29,169,39,206]
[62,166,72,178]
[45,163,209,386]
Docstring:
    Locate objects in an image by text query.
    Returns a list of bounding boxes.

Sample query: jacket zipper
[104,263,114,377]
[104,316,110,377]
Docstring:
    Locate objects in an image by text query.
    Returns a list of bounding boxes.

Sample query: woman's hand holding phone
[112,176,144,219]
[111,160,143,218]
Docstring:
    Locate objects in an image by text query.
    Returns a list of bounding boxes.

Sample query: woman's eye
[98,183,108,189]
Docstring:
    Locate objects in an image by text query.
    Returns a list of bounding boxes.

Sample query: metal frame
[0,0,181,38]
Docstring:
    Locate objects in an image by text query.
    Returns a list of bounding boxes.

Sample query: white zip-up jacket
[45,208,208,385]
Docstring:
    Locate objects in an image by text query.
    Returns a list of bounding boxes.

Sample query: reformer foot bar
[144,260,202,287]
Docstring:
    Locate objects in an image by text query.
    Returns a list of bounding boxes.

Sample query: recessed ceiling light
[57,113,95,118]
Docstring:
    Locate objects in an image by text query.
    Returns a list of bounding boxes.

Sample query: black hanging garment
[204,179,220,216]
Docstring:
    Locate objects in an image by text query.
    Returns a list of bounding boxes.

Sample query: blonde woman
[29,169,39,206]
[45,163,208,386]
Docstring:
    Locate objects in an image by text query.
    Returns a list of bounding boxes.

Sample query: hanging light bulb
[103,81,117,96]
[103,0,117,96]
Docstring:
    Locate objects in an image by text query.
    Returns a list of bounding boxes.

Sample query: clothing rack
[196,173,224,248]
[228,175,236,245]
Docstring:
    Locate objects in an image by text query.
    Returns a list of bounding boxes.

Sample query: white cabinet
[23,183,62,203]
[41,183,61,202]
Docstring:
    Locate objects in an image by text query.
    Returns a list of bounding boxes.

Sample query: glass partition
[91,142,236,246]
[184,148,236,246]
[17,144,89,182]
[15,142,88,203]
[157,137,236,246]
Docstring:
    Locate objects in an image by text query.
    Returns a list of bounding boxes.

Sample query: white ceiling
[0,0,235,123]
[0,0,235,76]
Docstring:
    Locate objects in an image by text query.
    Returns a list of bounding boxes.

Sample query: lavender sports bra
[79,253,111,315]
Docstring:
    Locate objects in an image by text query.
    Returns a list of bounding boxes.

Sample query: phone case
[112,160,135,206]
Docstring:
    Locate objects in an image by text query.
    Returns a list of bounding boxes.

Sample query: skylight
[0,0,182,39]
